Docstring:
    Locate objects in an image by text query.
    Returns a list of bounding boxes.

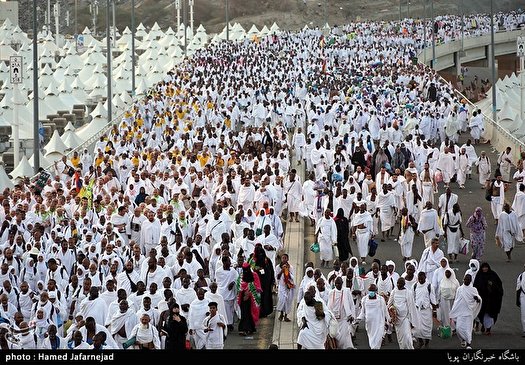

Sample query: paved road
[303,134,525,350]
[224,134,525,350]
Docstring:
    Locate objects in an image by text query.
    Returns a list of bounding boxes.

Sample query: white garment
[357,296,390,349]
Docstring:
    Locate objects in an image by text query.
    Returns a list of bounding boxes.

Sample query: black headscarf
[473,262,504,323]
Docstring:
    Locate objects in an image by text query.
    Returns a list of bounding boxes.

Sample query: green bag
[310,242,320,253]
[122,336,137,349]
[438,325,451,339]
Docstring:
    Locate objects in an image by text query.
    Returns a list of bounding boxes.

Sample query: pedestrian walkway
[271,154,305,349]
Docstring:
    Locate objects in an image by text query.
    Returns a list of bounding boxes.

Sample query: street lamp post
[189,0,194,34]
[47,0,51,35]
[407,1,410,19]
[423,0,427,63]
[226,0,229,41]
[183,0,187,56]
[431,0,435,67]
[131,0,135,96]
[490,0,496,123]
[90,0,99,35]
[33,0,39,173]
[399,0,402,21]
[175,0,181,35]
[112,0,116,48]
[53,2,60,47]
[106,0,112,123]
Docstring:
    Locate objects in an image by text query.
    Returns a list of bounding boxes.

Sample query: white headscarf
[439,268,459,300]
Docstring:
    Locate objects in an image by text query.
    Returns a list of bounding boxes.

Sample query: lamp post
[112,0,116,48]
[407,1,410,19]
[490,0,496,123]
[226,0,229,41]
[175,0,181,36]
[399,0,402,21]
[189,0,194,35]
[183,0,187,55]
[53,2,60,47]
[106,0,112,123]
[75,0,78,35]
[33,0,39,173]
[47,0,51,35]
[423,0,427,64]
[431,0,435,68]
[131,0,135,96]
[90,0,99,35]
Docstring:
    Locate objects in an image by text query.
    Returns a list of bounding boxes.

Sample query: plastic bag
[438,325,451,339]
[332,244,339,258]
[310,242,320,253]
[459,238,470,255]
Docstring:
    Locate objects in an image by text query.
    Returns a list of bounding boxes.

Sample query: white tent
[28,150,50,169]
[44,130,68,156]
[61,128,84,150]
[0,164,14,190]
[44,82,70,113]
[9,155,34,180]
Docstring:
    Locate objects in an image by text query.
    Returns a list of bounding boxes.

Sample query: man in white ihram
[418,238,444,284]
[129,313,160,349]
[327,277,355,349]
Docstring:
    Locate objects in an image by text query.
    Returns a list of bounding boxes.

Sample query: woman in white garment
[449,274,482,349]
[296,266,315,303]
[437,268,459,331]
[431,257,450,293]
[352,204,374,265]
[356,283,390,349]
[444,203,464,263]
[475,151,491,188]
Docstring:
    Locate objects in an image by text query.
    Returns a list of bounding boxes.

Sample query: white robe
[357,296,390,349]
[296,302,330,349]
[327,287,355,349]
[495,211,523,252]
[512,190,525,231]
[353,211,373,259]
[275,264,295,314]
[413,280,436,340]
[418,208,442,248]
[188,298,210,349]
[316,217,338,262]
[418,246,444,284]
[388,288,419,349]
[449,283,482,345]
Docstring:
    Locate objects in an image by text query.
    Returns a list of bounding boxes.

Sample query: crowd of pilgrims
[0,10,523,350]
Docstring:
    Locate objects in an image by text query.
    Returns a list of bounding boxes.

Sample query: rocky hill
[15,0,525,35]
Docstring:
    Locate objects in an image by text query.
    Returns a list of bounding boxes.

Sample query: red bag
[185,339,191,350]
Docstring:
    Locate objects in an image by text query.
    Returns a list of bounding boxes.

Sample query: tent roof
[44,130,68,156]
[0,164,14,190]
[9,155,34,180]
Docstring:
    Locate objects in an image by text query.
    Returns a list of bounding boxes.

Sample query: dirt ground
[16,0,525,36]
